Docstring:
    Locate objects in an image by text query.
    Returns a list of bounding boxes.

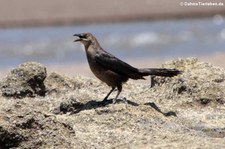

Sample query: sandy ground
[0,0,224,27]
[0,58,224,148]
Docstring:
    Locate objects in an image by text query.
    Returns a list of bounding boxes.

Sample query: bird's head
[74,33,98,48]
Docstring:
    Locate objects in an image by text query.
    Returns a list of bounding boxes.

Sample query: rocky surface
[0,58,225,148]
[0,62,46,98]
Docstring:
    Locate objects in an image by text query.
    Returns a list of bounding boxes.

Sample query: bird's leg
[150,75,156,87]
[113,85,123,104]
[103,87,115,102]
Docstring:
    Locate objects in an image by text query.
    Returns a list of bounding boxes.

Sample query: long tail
[138,68,182,77]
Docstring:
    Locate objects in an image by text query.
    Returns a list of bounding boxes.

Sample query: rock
[53,96,84,114]
[152,57,225,105]
[0,58,225,148]
[44,72,81,96]
[0,126,24,148]
[0,62,47,98]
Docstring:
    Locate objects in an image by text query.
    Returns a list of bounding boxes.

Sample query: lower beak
[74,39,82,42]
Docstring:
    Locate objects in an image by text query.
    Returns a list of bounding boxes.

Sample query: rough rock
[0,126,24,148]
[44,72,81,96]
[152,57,225,106]
[0,58,225,148]
[0,62,47,98]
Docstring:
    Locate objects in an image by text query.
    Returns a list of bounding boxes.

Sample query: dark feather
[95,50,143,79]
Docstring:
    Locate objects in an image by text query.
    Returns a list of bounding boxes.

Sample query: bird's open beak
[74,34,83,42]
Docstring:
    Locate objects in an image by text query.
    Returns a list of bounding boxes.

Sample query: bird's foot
[113,98,117,104]
[122,97,128,103]
[113,97,127,104]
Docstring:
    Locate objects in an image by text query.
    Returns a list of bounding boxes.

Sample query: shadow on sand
[144,102,177,117]
[69,98,139,114]
[55,98,176,117]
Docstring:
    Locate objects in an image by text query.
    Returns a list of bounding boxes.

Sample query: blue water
[0,17,225,68]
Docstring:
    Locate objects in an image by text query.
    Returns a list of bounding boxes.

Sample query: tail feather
[138,68,182,77]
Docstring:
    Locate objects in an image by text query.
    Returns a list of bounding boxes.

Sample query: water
[0,17,225,69]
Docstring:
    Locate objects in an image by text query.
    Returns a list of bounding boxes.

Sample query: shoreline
[1,53,224,79]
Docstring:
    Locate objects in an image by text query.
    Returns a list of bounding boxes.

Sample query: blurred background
[0,0,225,78]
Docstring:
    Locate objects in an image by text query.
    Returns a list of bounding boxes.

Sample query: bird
[74,33,181,103]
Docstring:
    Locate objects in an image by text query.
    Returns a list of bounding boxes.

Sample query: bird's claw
[113,97,127,104]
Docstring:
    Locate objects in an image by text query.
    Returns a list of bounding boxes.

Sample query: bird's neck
[85,39,101,52]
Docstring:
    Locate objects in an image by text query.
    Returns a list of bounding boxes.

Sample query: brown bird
[74,33,181,103]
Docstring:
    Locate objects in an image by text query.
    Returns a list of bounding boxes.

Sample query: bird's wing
[95,51,139,76]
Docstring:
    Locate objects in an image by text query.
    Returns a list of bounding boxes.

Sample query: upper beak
[73,34,83,42]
